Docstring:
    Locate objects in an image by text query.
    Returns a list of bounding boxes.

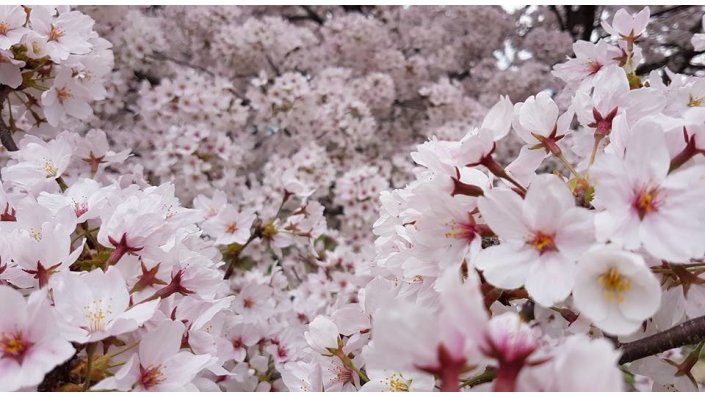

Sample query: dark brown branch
[650,5,694,18]
[556,5,597,41]
[0,85,17,152]
[300,6,324,25]
[134,70,160,86]
[618,315,705,364]
[549,6,566,31]
[635,49,705,76]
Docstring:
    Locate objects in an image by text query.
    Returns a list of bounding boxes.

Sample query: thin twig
[150,52,215,77]
[0,86,18,152]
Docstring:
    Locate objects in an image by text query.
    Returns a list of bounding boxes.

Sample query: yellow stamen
[634,187,659,219]
[0,331,29,360]
[30,228,42,241]
[140,365,164,388]
[83,299,112,332]
[48,25,63,42]
[688,95,704,107]
[598,268,631,302]
[43,159,58,177]
[528,231,557,255]
[261,221,278,239]
[387,373,410,392]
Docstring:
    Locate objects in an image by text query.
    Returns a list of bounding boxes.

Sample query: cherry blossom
[0,287,75,392]
[592,124,705,262]
[573,245,661,335]
[518,335,624,391]
[92,320,215,391]
[477,174,594,306]
[51,267,159,343]
[201,205,255,246]
[601,7,650,42]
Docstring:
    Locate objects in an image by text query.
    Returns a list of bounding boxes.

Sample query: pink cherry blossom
[51,267,159,343]
[0,287,75,392]
[592,124,705,262]
[477,174,594,306]
[92,320,215,391]
[601,7,650,42]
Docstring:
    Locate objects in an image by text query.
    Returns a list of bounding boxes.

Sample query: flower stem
[105,340,140,359]
[83,342,97,391]
[480,155,527,193]
[553,152,580,178]
[460,368,495,389]
[224,228,259,279]
[588,134,604,167]
[330,348,369,383]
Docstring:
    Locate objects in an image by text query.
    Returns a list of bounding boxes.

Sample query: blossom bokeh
[1,4,705,392]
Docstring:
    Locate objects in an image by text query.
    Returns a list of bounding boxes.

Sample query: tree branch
[618,315,705,364]
[150,52,214,77]
[0,85,17,152]
[650,5,694,18]
[549,6,566,31]
[300,6,325,25]
[558,5,597,41]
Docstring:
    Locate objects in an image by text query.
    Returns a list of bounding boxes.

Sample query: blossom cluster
[0,4,705,393]
[337,7,705,392]
[0,5,112,134]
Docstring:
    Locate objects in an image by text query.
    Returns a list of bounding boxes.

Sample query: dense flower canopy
[1,4,705,392]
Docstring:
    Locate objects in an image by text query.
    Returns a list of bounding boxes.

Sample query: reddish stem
[669,134,701,173]
[479,156,527,193]
[418,345,465,392]
[440,365,461,392]
[105,244,128,268]
[492,365,521,392]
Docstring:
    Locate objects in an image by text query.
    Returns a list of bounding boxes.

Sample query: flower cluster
[332,6,705,392]
[0,6,112,133]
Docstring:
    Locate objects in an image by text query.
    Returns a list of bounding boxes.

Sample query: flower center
[83,299,112,332]
[48,25,63,42]
[55,86,71,104]
[73,200,89,218]
[587,60,602,75]
[0,22,8,36]
[225,222,238,234]
[139,364,165,389]
[633,187,660,219]
[261,221,278,239]
[445,219,477,243]
[598,268,631,302]
[243,298,254,308]
[528,231,557,255]
[387,373,410,392]
[688,95,704,107]
[43,159,58,177]
[30,228,42,241]
[31,40,41,54]
[335,366,353,383]
[0,331,31,361]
